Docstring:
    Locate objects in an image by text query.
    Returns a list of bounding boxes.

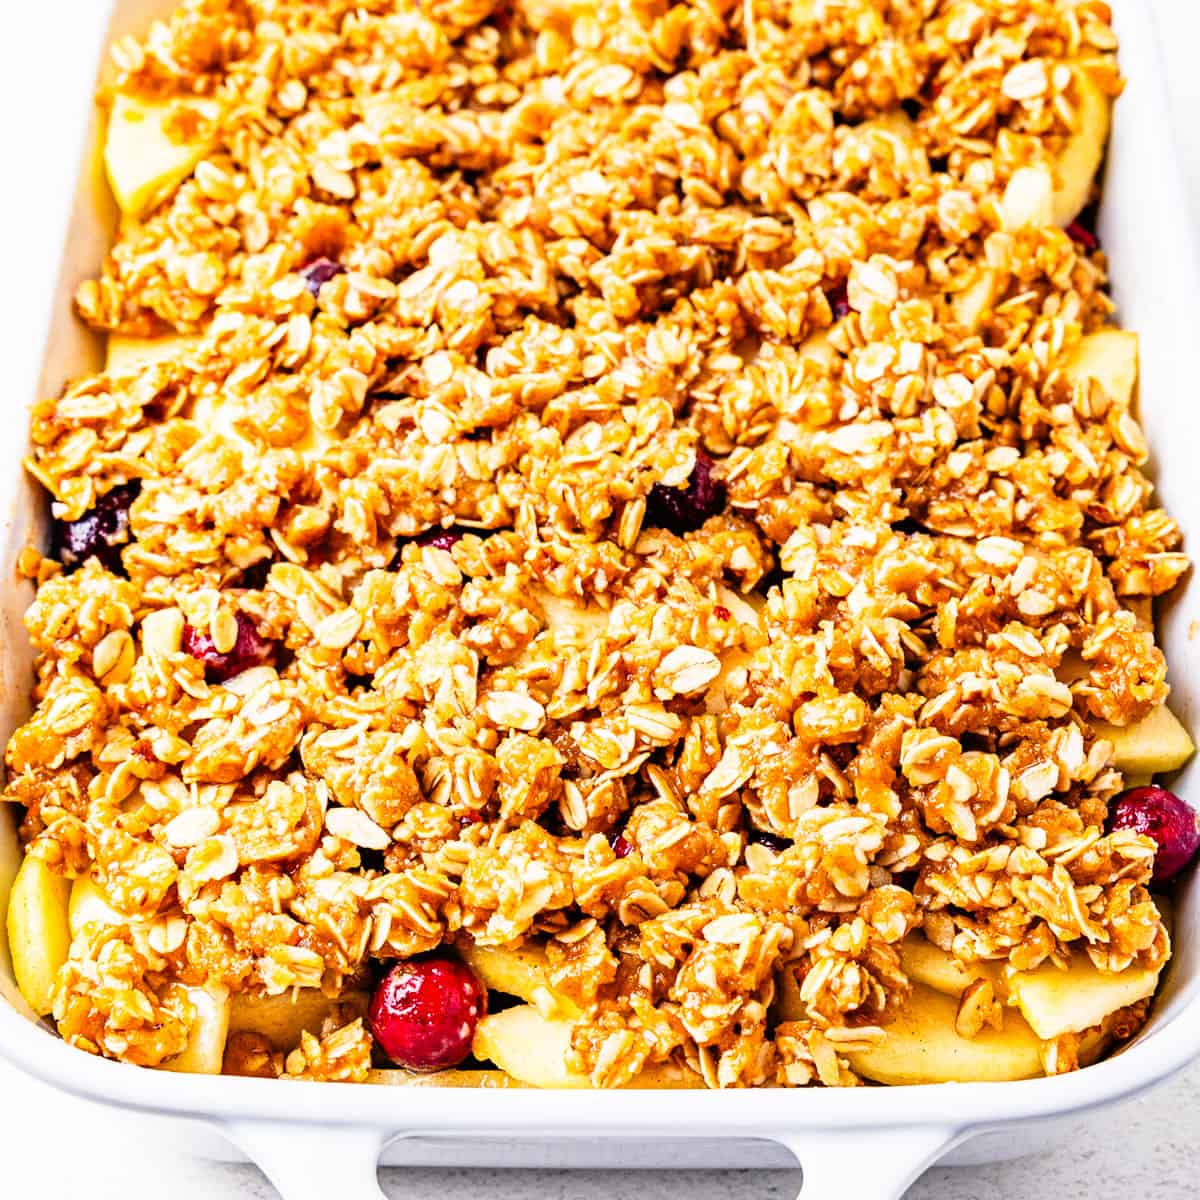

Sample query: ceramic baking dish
[2,1,1199,1196]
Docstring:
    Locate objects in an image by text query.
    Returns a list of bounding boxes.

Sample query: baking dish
[2,1,1199,1196]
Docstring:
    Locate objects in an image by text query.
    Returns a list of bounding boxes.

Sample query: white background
[2,1,1200,1197]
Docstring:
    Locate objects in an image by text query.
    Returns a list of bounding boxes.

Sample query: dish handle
[224,1121,388,1200]
[777,1125,961,1199]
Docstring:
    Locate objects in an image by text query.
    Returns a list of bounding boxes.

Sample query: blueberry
[300,257,346,296]
[51,480,141,574]
[645,450,726,535]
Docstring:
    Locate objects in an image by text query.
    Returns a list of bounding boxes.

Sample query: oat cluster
[10,0,1186,1087]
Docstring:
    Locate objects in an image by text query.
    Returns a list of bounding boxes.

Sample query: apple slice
[845,983,1044,1085]
[1061,330,1138,408]
[459,940,579,1019]
[68,874,124,936]
[473,1004,701,1089]
[163,985,231,1075]
[367,1068,526,1088]
[105,92,218,218]
[1095,705,1195,776]
[1007,953,1161,1040]
[106,333,202,376]
[898,935,999,998]
[6,856,72,1017]
[227,988,370,1050]
[1052,70,1112,227]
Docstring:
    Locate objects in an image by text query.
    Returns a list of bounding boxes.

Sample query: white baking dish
[2,1,1199,1196]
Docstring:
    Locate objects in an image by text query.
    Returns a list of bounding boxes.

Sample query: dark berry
[826,282,851,321]
[750,829,792,854]
[713,605,731,621]
[368,955,487,1072]
[1110,786,1200,885]
[611,834,633,859]
[51,481,140,574]
[182,612,276,684]
[300,257,346,296]
[1066,220,1099,252]
[388,526,467,569]
[645,450,726,535]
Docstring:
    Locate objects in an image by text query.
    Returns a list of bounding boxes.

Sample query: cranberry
[300,257,346,296]
[182,613,276,683]
[1066,220,1099,252]
[368,955,487,1072]
[51,481,140,574]
[645,450,726,535]
[388,526,467,569]
[826,282,851,321]
[750,829,792,854]
[611,834,633,859]
[1110,786,1200,884]
[713,605,731,621]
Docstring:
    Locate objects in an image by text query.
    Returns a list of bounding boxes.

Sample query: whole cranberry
[368,955,487,1072]
[300,256,346,296]
[182,612,276,683]
[1110,786,1200,884]
[51,480,141,574]
[645,450,726,535]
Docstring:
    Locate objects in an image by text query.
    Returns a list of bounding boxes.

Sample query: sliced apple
[106,333,202,376]
[6,856,72,1017]
[1095,704,1195,776]
[105,92,218,218]
[473,1004,701,1089]
[1007,953,1160,1041]
[227,988,370,1050]
[367,1068,526,1088]
[898,935,999,998]
[845,983,1044,1085]
[1061,330,1138,409]
[68,874,124,936]
[1052,69,1112,227]
[459,940,579,1019]
[163,985,231,1074]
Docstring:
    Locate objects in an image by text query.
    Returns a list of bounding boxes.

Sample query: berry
[388,526,466,569]
[826,282,851,321]
[182,613,276,683]
[300,256,346,296]
[1110,786,1200,884]
[611,834,633,859]
[750,829,792,854]
[368,955,487,1072]
[51,481,140,574]
[645,450,726,535]
[1066,220,1099,252]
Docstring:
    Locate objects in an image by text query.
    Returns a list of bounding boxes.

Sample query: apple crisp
[6,0,1194,1090]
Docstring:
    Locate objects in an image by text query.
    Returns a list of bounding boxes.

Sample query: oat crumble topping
[7,0,1188,1087]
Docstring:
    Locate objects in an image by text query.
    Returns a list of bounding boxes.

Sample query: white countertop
[4,1,1200,1197]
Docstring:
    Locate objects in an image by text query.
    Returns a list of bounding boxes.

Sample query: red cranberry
[1066,220,1099,252]
[750,829,792,854]
[389,526,467,569]
[646,450,726,535]
[182,613,276,683]
[368,955,487,1072]
[714,605,731,621]
[611,834,633,859]
[300,257,346,296]
[825,282,851,321]
[1110,786,1200,884]
[51,481,140,574]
